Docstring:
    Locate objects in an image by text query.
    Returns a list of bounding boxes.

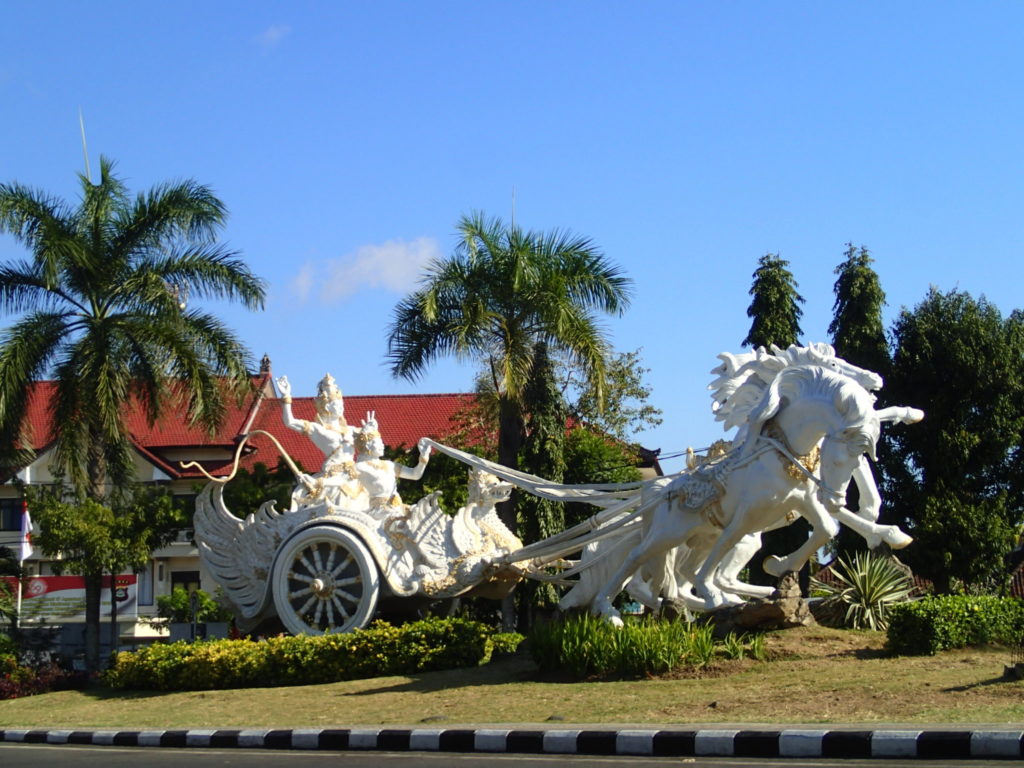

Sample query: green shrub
[528,614,746,680]
[154,587,233,624]
[886,595,1024,655]
[811,551,915,631]
[105,616,501,691]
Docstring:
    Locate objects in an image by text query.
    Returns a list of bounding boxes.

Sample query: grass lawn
[1,626,1022,729]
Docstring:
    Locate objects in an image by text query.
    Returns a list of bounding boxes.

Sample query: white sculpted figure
[353,411,432,516]
[277,373,359,507]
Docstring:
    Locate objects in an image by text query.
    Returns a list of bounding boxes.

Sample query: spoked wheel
[271,526,380,635]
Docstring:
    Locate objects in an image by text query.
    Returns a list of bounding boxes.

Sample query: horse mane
[740,365,876,456]
[710,342,880,434]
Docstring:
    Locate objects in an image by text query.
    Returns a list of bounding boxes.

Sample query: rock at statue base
[701,572,816,638]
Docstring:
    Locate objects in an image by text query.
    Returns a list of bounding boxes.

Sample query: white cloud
[256,24,291,51]
[290,261,314,301]
[290,237,441,304]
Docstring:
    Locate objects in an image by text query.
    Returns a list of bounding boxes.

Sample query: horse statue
[587,364,884,623]
[559,345,920,615]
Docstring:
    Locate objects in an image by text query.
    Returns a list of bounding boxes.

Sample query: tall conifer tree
[742,253,807,588]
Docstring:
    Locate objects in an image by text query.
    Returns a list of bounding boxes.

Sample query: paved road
[0,744,1018,768]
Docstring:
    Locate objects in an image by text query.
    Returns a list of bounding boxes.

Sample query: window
[170,570,201,594]
[0,499,22,531]
[137,561,154,605]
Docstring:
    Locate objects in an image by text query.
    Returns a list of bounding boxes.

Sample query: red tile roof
[11,378,474,481]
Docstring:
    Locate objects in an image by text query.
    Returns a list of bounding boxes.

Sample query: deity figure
[353,411,432,517]
[276,373,359,507]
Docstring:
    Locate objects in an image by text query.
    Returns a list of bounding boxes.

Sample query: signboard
[1,575,137,623]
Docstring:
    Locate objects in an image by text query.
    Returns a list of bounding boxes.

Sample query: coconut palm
[387,211,632,534]
[0,157,265,668]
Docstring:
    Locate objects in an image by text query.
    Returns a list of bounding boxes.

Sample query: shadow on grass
[347,656,538,696]
[77,685,180,701]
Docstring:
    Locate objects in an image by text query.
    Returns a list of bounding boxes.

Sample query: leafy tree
[0,158,265,669]
[219,459,298,519]
[879,288,1024,593]
[516,342,566,623]
[567,347,662,441]
[24,483,187,667]
[828,244,891,557]
[562,428,642,530]
[828,243,891,378]
[0,547,19,635]
[387,211,632,535]
[742,253,804,349]
[741,252,807,588]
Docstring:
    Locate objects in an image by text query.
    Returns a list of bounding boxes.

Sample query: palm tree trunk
[496,396,524,535]
[83,571,102,673]
[496,396,525,631]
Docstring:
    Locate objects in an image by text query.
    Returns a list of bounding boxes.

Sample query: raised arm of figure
[395,438,432,481]
[276,375,308,433]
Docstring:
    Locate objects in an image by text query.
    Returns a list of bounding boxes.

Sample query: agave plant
[811,550,915,631]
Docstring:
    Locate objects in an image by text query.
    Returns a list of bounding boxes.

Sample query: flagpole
[16,499,33,630]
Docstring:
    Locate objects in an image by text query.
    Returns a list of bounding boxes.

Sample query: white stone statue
[192,344,924,637]
[352,411,432,516]
[277,373,359,507]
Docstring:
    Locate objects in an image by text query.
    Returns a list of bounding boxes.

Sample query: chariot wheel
[271,525,380,635]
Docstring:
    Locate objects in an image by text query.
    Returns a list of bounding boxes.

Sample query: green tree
[386,211,632,535]
[828,244,891,378]
[24,483,187,664]
[828,243,891,557]
[0,158,266,669]
[880,288,1024,593]
[516,342,566,624]
[742,253,804,349]
[219,459,298,519]
[742,252,807,588]
[562,428,642,530]
[567,347,662,441]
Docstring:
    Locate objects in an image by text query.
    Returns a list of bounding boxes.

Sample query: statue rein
[179,430,305,484]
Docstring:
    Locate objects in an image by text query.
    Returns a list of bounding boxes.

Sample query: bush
[528,614,755,680]
[0,658,80,700]
[886,595,1024,655]
[154,587,233,624]
[105,616,511,691]
[811,551,915,631]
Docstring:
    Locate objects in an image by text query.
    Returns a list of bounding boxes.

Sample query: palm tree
[0,157,265,668]
[387,211,632,534]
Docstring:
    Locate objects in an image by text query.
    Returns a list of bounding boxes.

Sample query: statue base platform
[662,573,816,637]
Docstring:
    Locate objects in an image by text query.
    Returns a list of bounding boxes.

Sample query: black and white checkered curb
[2,727,1024,758]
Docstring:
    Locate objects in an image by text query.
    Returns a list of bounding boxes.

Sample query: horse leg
[692,514,762,610]
[832,506,913,549]
[714,532,777,599]
[851,457,880,522]
[589,503,698,626]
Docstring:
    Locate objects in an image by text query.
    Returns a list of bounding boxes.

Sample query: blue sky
[2,2,1022,473]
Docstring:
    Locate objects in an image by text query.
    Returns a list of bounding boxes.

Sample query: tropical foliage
[387,211,632,534]
[0,158,265,669]
[811,551,915,631]
[742,252,804,349]
[879,288,1024,593]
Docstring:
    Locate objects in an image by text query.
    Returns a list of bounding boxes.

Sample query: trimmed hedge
[886,595,1024,656]
[104,617,523,691]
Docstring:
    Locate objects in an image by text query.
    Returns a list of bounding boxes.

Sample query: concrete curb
[2,727,1023,758]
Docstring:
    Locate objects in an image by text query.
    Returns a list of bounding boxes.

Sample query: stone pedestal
[700,572,815,637]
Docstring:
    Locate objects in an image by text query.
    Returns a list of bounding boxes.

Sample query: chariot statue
[192,346,923,635]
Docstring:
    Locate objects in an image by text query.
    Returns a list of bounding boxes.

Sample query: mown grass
[1,626,1023,728]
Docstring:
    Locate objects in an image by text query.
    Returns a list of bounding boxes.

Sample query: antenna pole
[78,108,91,183]
[511,186,516,228]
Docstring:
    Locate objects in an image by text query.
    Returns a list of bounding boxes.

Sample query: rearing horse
[589,365,880,623]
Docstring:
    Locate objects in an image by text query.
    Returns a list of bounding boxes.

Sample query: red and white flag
[19,500,33,563]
